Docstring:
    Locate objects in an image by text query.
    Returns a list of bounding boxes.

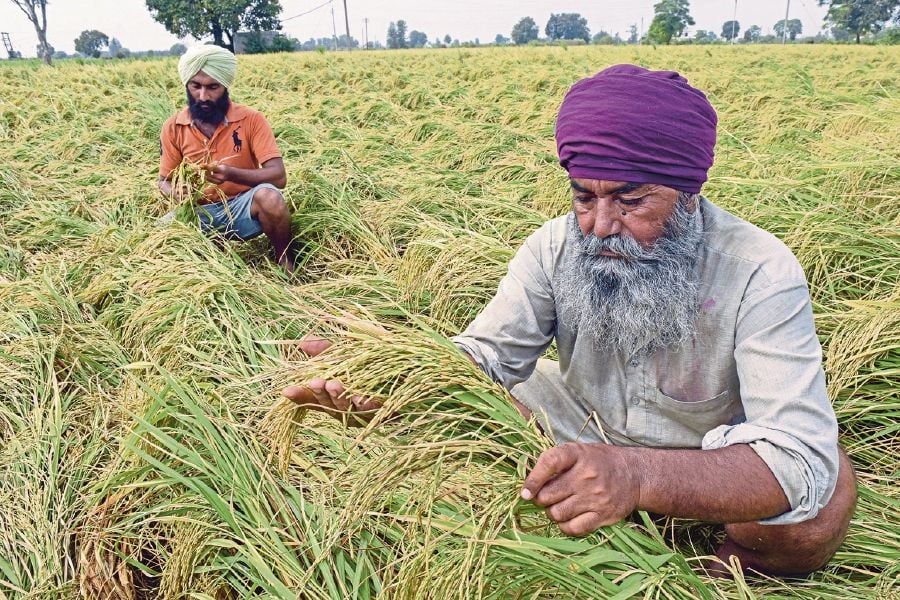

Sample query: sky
[1,0,829,57]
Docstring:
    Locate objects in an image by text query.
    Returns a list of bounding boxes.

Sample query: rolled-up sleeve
[452,223,558,390]
[702,276,839,524]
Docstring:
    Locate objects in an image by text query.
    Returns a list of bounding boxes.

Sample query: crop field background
[0,45,897,598]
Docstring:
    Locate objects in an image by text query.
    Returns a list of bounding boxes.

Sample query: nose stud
[621,210,627,216]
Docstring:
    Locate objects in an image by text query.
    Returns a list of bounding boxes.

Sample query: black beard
[187,88,230,126]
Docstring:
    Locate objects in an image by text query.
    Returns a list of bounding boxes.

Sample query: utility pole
[782,0,791,44]
[732,0,738,44]
[364,18,369,50]
[640,17,644,44]
[342,0,351,50]
[331,4,338,51]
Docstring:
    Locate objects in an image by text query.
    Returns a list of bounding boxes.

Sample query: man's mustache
[578,234,647,260]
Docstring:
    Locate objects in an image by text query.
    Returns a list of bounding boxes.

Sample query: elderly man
[158,45,294,273]
[284,65,856,577]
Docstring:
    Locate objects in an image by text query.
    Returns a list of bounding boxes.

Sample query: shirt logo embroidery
[232,126,243,152]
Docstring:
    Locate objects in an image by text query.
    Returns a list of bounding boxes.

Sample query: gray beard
[553,200,704,357]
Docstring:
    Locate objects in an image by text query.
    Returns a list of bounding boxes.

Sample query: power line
[281,0,333,23]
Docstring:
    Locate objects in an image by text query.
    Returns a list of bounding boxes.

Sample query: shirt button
[630,397,640,406]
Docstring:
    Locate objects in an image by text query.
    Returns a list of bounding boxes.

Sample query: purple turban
[555,64,717,194]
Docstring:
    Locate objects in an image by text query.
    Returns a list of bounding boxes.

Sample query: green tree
[443,34,452,45]
[409,30,428,48]
[74,29,109,58]
[830,25,852,39]
[743,24,762,42]
[818,0,900,43]
[774,18,803,40]
[693,29,717,43]
[386,21,408,48]
[335,34,358,49]
[628,24,639,43]
[108,37,131,58]
[721,20,741,40]
[387,22,398,48]
[395,20,408,48]
[647,0,695,44]
[592,30,615,44]
[169,42,188,55]
[545,13,590,41]
[145,0,282,52]
[10,0,52,64]
[511,16,539,44]
[494,33,509,44]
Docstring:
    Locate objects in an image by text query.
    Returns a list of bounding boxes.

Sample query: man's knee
[723,447,857,576]
[252,186,288,219]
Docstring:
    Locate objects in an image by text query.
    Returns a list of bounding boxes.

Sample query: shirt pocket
[650,387,743,445]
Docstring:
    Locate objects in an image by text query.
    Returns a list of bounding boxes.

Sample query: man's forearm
[221,165,285,188]
[623,443,790,523]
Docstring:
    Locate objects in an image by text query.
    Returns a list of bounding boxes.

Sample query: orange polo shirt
[159,102,282,204]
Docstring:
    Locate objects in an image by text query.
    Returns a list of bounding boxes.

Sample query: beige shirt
[453,198,839,524]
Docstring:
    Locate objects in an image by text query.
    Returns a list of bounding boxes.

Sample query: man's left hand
[520,442,642,536]
[204,163,230,185]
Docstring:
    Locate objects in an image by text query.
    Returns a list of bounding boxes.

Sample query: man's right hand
[282,379,383,425]
[281,334,383,424]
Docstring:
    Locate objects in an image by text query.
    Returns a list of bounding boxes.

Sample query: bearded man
[283,65,856,577]
[158,45,294,273]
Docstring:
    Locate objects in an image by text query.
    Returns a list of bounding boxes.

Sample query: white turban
[178,45,237,89]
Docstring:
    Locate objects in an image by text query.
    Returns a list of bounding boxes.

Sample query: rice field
[0,45,897,599]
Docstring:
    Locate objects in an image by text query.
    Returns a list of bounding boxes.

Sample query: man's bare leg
[714,447,857,577]
[251,187,294,274]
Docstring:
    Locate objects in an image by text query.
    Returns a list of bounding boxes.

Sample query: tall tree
[818,0,900,43]
[387,22,399,49]
[145,0,282,52]
[511,16,539,44]
[74,29,109,58]
[395,20,408,48]
[743,24,762,42]
[10,0,51,65]
[647,0,695,44]
[545,13,590,42]
[721,20,741,41]
[774,18,803,40]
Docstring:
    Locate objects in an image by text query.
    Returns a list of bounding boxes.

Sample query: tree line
[6,0,900,65]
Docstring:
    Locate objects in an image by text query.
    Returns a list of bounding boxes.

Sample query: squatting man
[158,45,295,273]
[282,64,857,577]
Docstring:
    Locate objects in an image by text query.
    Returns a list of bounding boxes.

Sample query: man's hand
[282,379,383,425]
[204,163,230,185]
[281,334,383,425]
[520,443,642,536]
[157,177,191,201]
